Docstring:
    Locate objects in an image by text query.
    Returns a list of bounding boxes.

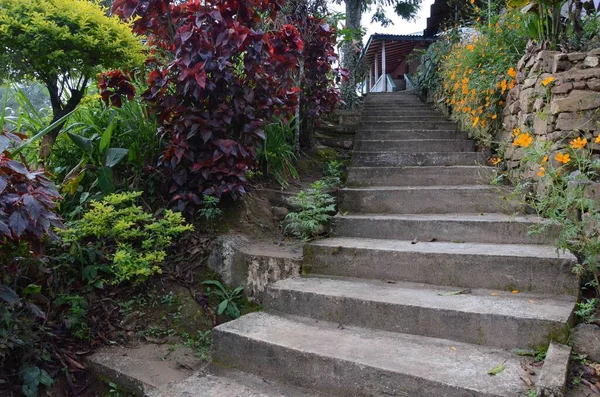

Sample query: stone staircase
[168,92,579,395]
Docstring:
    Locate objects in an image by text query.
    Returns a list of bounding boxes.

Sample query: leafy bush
[285,180,336,240]
[0,130,63,254]
[59,191,193,285]
[113,0,303,209]
[322,159,346,190]
[0,0,146,156]
[512,134,600,296]
[416,9,528,145]
[257,116,299,188]
[203,280,243,320]
[197,195,223,222]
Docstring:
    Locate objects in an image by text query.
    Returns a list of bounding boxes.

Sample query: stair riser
[212,329,490,397]
[360,121,458,130]
[351,152,487,167]
[340,188,520,214]
[347,167,494,187]
[354,140,475,153]
[265,288,571,350]
[358,130,468,140]
[332,217,557,245]
[303,245,579,295]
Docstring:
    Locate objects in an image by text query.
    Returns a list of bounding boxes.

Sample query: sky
[330,0,436,44]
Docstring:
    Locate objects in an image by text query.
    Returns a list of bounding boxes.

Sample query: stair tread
[308,237,576,260]
[335,212,544,223]
[215,312,536,396]
[270,276,575,322]
[342,184,501,191]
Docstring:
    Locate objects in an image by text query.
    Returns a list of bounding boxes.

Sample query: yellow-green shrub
[60,191,193,285]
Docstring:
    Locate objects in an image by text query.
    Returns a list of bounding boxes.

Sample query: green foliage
[59,191,193,285]
[257,116,299,188]
[285,180,336,240]
[322,160,346,189]
[20,365,53,397]
[416,9,529,146]
[203,280,243,319]
[182,330,211,360]
[513,138,600,296]
[0,0,145,83]
[53,295,89,340]
[575,298,598,323]
[197,195,223,222]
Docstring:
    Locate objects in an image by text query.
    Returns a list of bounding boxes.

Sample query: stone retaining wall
[501,46,600,174]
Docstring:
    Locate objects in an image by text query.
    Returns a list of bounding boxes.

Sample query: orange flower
[570,137,587,149]
[491,114,497,120]
[489,157,502,166]
[537,167,545,177]
[513,132,533,148]
[542,155,548,164]
[555,152,571,164]
[467,44,475,51]
[595,135,600,144]
[512,127,521,137]
[472,116,480,127]
[541,76,554,86]
[507,67,516,78]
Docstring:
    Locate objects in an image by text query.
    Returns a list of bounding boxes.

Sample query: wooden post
[382,41,387,92]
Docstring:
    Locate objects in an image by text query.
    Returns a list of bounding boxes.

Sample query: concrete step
[266,277,575,349]
[361,120,458,130]
[339,185,520,214]
[351,151,487,167]
[347,166,494,187]
[360,115,449,122]
[354,139,475,153]
[149,367,328,397]
[212,312,541,397]
[304,238,579,295]
[332,213,557,244]
[358,129,468,140]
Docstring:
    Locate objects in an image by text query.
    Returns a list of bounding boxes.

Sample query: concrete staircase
[206,92,578,395]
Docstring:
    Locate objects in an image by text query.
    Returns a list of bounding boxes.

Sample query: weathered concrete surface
[571,323,600,362]
[340,185,521,214]
[85,345,206,396]
[358,128,468,140]
[304,238,579,295]
[212,312,536,397]
[149,367,328,397]
[346,165,495,187]
[352,151,487,167]
[333,213,557,244]
[266,276,574,349]
[208,235,302,302]
[353,139,475,153]
[360,120,458,130]
[537,343,571,397]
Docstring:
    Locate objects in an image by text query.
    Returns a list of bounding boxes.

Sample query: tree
[0,0,146,158]
[339,0,422,108]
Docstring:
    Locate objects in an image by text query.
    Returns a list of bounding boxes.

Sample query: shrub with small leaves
[285,180,336,240]
[59,191,193,285]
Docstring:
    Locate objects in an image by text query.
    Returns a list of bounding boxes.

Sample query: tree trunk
[40,79,87,160]
[340,0,363,109]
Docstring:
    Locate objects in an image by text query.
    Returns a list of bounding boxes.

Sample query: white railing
[371,74,395,92]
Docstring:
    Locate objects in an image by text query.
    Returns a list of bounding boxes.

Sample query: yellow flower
[570,137,587,149]
[555,152,571,164]
[537,167,545,177]
[512,127,521,137]
[489,157,502,166]
[507,67,516,78]
[513,132,533,148]
[595,135,600,144]
[491,114,497,120]
[541,76,554,86]
[542,155,548,164]
[472,116,480,127]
